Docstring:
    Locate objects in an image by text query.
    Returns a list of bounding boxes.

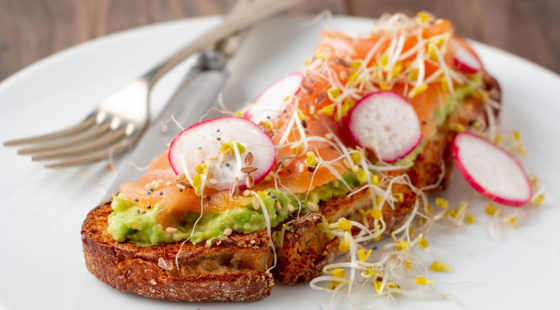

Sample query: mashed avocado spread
[108,76,481,246]
[108,174,360,246]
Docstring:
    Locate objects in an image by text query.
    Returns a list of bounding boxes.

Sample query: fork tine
[4,116,96,147]
[31,127,126,161]
[44,139,131,168]
[16,122,111,155]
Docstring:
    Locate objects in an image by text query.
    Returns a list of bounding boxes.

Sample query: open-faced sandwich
[82,12,536,302]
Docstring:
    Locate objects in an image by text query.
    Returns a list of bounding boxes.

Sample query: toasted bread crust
[82,200,274,301]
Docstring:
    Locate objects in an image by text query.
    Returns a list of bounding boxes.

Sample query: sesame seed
[241,167,258,173]
[144,183,152,191]
[275,200,282,210]
[252,198,260,210]
[223,228,233,236]
[242,190,250,197]
[282,158,291,167]
[209,178,218,185]
[315,92,326,105]
[177,172,186,181]
[166,227,178,234]
[207,154,218,160]
[287,205,295,212]
[134,198,139,202]
[310,105,315,114]
[307,201,318,211]
[298,163,305,173]
[165,181,172,187]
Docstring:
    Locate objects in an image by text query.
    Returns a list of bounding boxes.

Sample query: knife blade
[102,52,229,201]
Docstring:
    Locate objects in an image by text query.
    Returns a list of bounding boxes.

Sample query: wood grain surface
[0,0,558,82]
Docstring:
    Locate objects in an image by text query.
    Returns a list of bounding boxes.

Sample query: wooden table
[0,0,558,82]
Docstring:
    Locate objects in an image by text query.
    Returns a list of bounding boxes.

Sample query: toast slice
[82,199,274,301]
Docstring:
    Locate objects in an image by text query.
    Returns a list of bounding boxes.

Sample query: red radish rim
[451,38,483,74]
[168,116,276,190]
[244,72,304,121]
[348,91,423,163]
[451,131,533,207]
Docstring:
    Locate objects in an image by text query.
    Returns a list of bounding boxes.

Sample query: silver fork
[3,0,303,168]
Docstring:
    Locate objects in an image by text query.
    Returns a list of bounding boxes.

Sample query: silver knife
[102,45,236,201]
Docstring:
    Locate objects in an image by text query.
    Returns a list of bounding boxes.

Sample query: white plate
[1,15,559,310]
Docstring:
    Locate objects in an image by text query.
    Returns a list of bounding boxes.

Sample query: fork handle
[140,0,303,87]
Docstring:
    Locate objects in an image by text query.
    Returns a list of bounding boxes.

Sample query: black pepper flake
[134,198,139,202]
[267,116,271,119]
[301,120,307,128]
[417,103,421,107]
[422,121,427,125]
[330,144,334,148]
[159,191,163,195]
[305,130,310,134]
[287,169,292,173]
[216,129,220,132]
[302,207,306,211]
[207,196,211,201]
[308,166,316,172]
[217,137,221,141]
[283,109,287,113]
[142,210,146,214]
[225,163,230,167]
[146,191,151,195]
[373,246,378,250]
[137,209,140,214]
[305,104,309,108]
[150,188,154,191]
[276,211,280,216]
[179,188,183,192]
[267,191,271,196]
[434,99,439,103]
[147,205,152,209]
[271,194,277,198]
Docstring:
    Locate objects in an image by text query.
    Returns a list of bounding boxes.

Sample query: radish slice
[245,72,304,125]
[451,38,483,74]
[451,132,532,206]
[168,116,275,191]
[348,91,422,162]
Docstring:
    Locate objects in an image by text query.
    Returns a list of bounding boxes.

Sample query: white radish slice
[451,38,483,74]
[168,116,275,191]
[245,72,304,125]
[349,91,422,162]
[451,131,532,207]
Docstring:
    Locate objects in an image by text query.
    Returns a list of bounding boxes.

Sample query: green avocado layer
[108,174,360,246]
